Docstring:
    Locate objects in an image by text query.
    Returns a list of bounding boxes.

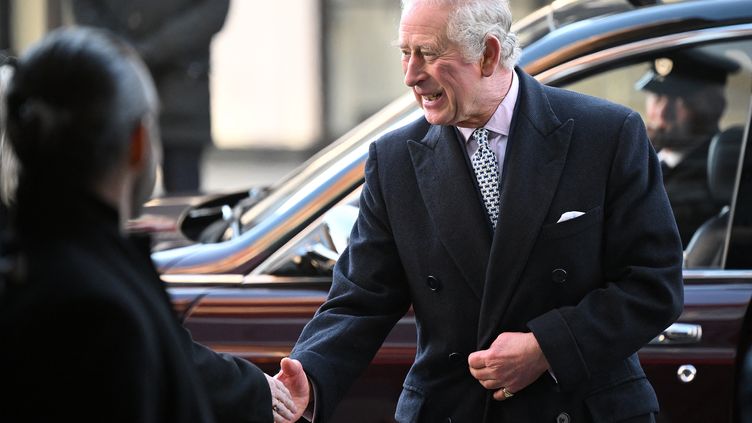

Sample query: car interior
[563,39,752,269]
[684,125,746,268]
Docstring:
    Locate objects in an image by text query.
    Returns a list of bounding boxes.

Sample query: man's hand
[275,357,311,422]
[265,373,297,423]
[468,332,550,401]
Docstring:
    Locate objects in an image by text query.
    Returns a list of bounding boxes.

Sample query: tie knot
[473,128,490,147]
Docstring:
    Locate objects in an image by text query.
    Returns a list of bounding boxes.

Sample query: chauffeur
[636,51,739,246]
[277,0,684,422]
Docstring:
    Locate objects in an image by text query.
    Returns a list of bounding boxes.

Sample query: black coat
[661,138,718,247]
[0,188,271,422]
[291,70,684,422]
[72,0,230,147]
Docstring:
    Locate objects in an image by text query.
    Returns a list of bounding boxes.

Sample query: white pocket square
[557,211,585,223]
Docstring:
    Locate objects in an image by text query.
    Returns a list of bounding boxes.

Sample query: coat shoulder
[543,84,636,126]
[372,115,432,153]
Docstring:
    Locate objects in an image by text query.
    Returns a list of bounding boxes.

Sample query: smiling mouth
[422,92,443,102]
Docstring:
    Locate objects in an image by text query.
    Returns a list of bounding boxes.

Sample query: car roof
[518,0,752,74]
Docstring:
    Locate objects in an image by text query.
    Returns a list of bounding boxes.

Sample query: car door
[555,36,752,422]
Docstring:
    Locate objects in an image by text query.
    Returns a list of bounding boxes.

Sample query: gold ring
[502,387,514,398]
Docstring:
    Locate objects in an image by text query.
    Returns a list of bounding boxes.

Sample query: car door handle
[649,323,702,345]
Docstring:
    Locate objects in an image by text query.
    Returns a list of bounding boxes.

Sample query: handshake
[264,357,311,423]
[260,332,548,422]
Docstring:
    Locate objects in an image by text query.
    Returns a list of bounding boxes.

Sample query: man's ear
[128,121,148,170]
[481,35,502,77]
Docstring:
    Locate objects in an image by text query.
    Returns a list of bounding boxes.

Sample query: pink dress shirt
[456,69,520,176]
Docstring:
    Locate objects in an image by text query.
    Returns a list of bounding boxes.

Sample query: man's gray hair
[401,0,521,69]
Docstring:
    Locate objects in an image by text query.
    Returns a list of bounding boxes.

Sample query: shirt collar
[457,69,519,142]
[657,149,686,169]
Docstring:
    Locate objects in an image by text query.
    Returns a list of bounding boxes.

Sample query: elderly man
[277,0,684,422]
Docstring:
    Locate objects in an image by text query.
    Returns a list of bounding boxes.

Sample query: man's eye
[401,50,411,58]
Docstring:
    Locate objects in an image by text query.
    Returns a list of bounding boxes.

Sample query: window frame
[539,25,752,271]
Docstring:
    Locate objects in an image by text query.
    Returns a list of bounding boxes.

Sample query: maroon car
[147,0,752,421]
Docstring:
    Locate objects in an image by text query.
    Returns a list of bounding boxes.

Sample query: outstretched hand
[275,357,311,422]
[265,374,297,423]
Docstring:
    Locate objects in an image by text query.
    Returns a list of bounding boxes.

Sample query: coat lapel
[477,71,574,348]
[408,125,491,300]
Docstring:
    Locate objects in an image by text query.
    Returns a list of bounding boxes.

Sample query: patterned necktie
[471,128,500,229]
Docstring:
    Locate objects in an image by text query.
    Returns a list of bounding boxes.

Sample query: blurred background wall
[1,0,548,191]
[3,0,548,151]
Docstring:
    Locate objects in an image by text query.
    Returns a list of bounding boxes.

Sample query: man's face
[399,3,488,127]
[645,92,700,151]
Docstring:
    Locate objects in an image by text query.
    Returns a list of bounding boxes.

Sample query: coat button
[556,412,571,423]
[552,268,567,283]
[448,352,463,365]
[427,275,442,292]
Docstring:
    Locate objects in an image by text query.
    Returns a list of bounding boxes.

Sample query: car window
[251,188,362,277]
[254,39,752,277]
[725,78,752,270]
[563,39,752,269]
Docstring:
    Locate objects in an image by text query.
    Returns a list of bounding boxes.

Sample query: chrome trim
[682,270,752,279]
[144,195,208,208]
[154,93,422,274]
[649,323,702,345]
[161,273,332,286]
[536,23,752,85]
[677,364,697,383]
[161,269,752,286]
[161,274,245,284]
[250,189,362,276]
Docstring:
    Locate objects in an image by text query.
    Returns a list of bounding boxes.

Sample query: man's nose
[403,55,424,87]
[649,95,671,128]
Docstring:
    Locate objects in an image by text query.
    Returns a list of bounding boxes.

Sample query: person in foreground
[0,27,295,422]
[276,0,684,422]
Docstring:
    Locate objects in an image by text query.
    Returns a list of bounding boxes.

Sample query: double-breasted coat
[291,69,684,423]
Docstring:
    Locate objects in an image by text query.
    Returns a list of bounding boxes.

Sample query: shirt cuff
[302,376,318,422]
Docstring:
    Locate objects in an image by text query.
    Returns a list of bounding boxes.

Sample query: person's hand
[468,332,550,401]
[275,357,311,422]
[265,373,297,423]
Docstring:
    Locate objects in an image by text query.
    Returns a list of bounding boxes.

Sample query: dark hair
[3,26,157,190]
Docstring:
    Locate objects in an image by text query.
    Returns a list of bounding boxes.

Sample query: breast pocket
[540,206,603,240]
